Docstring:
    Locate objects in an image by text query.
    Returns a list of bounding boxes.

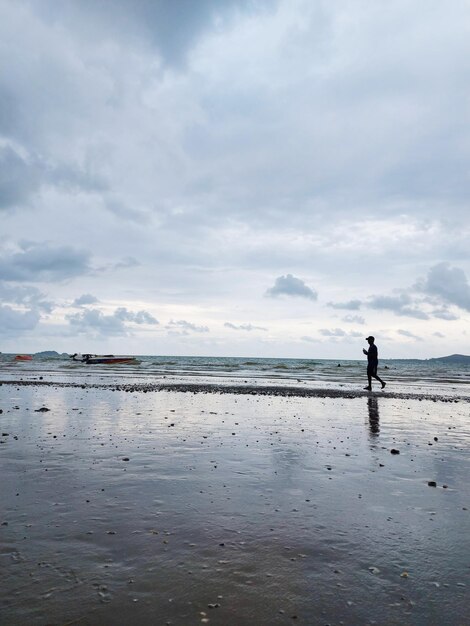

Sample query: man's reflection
[367,396,380,437]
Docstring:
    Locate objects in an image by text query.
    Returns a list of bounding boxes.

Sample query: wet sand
[1,382,469,625]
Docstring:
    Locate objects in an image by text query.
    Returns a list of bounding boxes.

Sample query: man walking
[363,336,386,391]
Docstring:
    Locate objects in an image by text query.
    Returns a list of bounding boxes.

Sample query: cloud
[433,331,445,338]
[0,242,90,283]
[224,322,267,331]
[167,319,209,333]
[431,307,459,321]
[66,306,158,335]
[26,0,256,68]
[0,280,52,337]
[419,262,470,311]
[0,141,106,212]
[319,328,346,337]
[73,293,99,306]
[327,300,362,310]
[47,162,106,194]
[300,335,319,343]
[0,144,42,210]
[114,307,159,324]
[342,314,365,325]
[114,257,140,270]
[397,329,423,341]
[1,1,470,357]
[265,274,318,300]
[0,281,54,312]
[318,328,364,340]
[0,305,40,333]
[66,309,126,336]
[134,310,159,324]
[362,263,468,321]
[367,294,429,319]
[105,199,149,224]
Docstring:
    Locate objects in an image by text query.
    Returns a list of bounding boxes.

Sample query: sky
[1,0,470,359]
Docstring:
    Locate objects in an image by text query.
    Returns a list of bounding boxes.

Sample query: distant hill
[34,350,69,358]
[429,354,470,363]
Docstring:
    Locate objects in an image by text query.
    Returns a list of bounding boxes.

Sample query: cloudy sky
[1,0,470,359]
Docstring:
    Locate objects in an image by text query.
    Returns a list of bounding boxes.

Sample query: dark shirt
[367,344,378,364]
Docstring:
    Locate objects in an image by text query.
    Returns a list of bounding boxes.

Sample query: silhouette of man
[363,336,386,391]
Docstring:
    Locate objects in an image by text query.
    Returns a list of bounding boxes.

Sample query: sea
[1,353,469,398]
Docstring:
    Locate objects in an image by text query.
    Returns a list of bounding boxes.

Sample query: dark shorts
[367,362,378,376]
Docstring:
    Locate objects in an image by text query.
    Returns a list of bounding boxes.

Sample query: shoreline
[1,378,467,403]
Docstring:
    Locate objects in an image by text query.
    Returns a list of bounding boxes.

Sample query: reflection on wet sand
[367,396,380,438]
[1,386,470,626]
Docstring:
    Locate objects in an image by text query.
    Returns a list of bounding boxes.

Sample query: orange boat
[15,354,33,361]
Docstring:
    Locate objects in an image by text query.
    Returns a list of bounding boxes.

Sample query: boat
[86,356,139,365]
[70,353,139,365]
[14,354,33,361]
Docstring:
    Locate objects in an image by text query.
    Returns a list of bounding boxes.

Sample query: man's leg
[364,367,372,390]
[373,373,386,389]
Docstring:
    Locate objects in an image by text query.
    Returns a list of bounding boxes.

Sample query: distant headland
[428,354,470,363]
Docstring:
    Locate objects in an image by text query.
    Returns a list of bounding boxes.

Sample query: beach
[1,381,469,626]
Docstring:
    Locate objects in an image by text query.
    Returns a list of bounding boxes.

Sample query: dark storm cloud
[419,262,470,312]
[0,243,90,282]
[224,322,267,331]
[265,274,318,301]
[0,305,40,333]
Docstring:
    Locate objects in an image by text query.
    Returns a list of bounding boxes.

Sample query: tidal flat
[1,383,469,625]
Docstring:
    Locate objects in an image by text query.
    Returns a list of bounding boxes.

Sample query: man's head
[366,336,375,344]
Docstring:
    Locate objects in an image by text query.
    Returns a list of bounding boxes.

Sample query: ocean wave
[152,361,178,365]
